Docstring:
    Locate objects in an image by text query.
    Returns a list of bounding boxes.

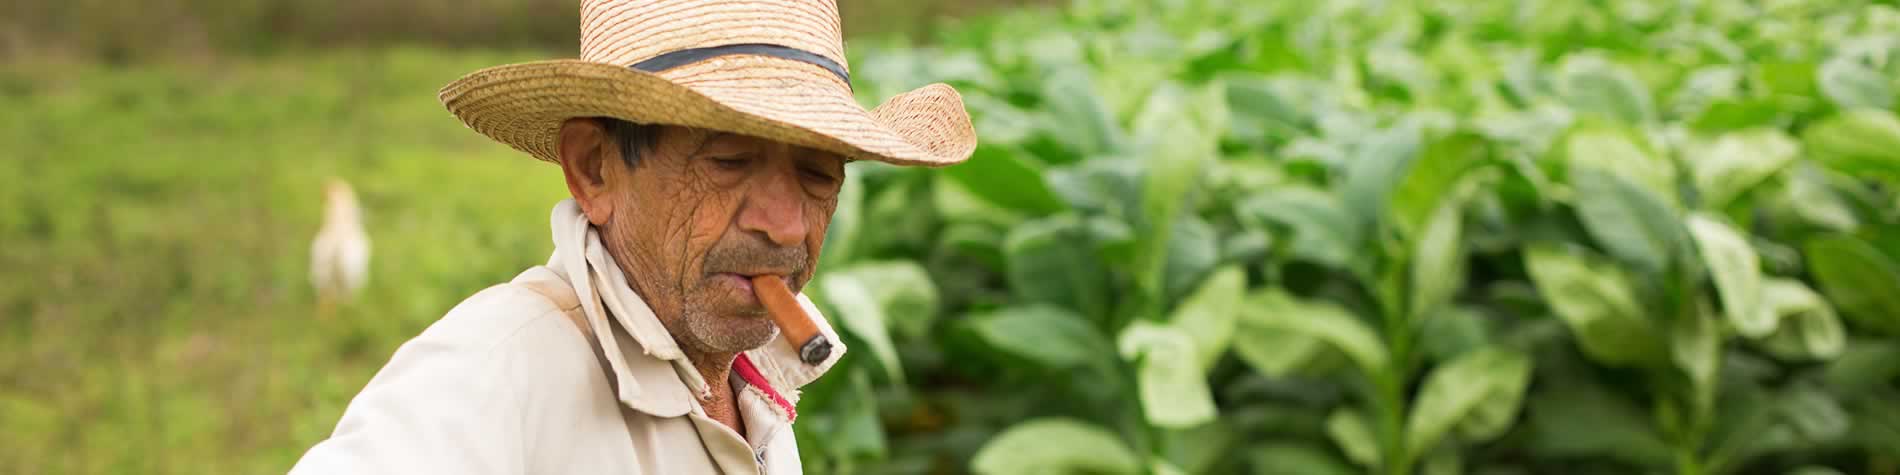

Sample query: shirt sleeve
[290,288,558,475]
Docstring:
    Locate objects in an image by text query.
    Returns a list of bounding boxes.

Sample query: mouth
[710,272,797,307]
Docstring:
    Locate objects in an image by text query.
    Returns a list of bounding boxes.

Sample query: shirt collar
[542,199,847,419]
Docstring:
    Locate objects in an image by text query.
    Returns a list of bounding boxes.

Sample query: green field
[0,49,576,473]
[8,0,1900,474]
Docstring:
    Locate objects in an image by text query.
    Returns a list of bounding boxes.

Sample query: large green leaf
[943,145,1068,215]
[1118,321,1218,428]
[1389,132,1488,240]
[1556,124,1677,204]
[1341,124,1422,227]
[971,418,1142,475]
[1755,278,1846,361]
[1406,347,1533,453]
[1558,54,1655,123]
[1804,234,1900,335]
[966,305,1115,370]
[1523,243,1664,367]
[1248,442,1357,475]
[1240,289,1389,375]
[1168,266,1246,370]
[1003,215,1111,320]
[1039,66,1124,157]
[1689,128,1800,209]
[1231,326,1326,378]
[1818,57,1895,111]
[1162,215,1221,302]
[934,172,1027,228]
[1525,382,1673,466]
[1133,84,1220,305]
[1802,109,1900,181]
[1409,186,1471,322]
[1672,299,1722,412]
[819,272,905,384]
[1686,213,1772,337]
[819,171,865,270]
[1570,167,1686,274]
[1237,186,1363,272]
[1325,407,1380,467]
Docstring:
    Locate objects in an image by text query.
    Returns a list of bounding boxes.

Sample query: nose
[736,164,808,248]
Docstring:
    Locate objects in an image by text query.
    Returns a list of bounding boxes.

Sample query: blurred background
[4,0,1900,474]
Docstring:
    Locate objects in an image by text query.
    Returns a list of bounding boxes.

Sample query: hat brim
[438,57,976,167]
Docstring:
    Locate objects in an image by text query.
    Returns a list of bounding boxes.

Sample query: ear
[556,118,619,225]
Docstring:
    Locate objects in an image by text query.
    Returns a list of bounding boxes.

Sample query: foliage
[800,0,1900,473]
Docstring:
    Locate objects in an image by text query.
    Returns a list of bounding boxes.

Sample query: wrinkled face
[557,121,845,355]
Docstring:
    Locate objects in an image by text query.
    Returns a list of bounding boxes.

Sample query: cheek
[805,198,837,264]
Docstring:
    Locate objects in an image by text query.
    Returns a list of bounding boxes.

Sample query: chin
[682,311,781,353]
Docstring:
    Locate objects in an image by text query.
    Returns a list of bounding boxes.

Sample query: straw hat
[439,0,977,167]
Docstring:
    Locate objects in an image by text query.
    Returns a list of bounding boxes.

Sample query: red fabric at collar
[732,354,797,422]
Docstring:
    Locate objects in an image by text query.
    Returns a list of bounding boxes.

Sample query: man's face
[574,123,845,355]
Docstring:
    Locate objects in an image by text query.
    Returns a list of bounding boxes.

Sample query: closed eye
[708,155,752,170]
[800,167,838,185]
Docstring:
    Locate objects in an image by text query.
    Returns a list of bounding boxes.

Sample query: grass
[0,47,584,474]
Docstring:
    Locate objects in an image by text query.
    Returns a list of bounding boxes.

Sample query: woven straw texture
[439,0,978,167]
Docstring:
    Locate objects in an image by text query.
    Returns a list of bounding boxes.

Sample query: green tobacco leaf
[819,272,905,384]
[935,173,1026,228]
[1570,167,1686,274]
[1690,97,1791,133]
[943,145,1068,215]
[1802,109,1900,181]
[1818,57,1895,111]
[834,369,887,459]
[1232,326,1326,378]
[1241,289,1390,375]
[1326,407,1380,467]
[1119,321,1219,428]
[1687,213,1772,337]
[1390,132,1488,240]
[1755,278,1846,361]
[967,305,1114,370]
[1524,243,1664,367]
[1004,215,1110,320]
[1821,340,1900,395]
[1410,186,1471,322]
[1169,266,1246,370]
[1406,347,1533,453]
[1134,87,1218,305]
[1559,54,1655,123]
[1248,442,1357,475]
[1417,306,1491,364]
[1673,300,1721,412]
[1525,382,1673,466]
[971,418,1141,475]
[1805,234,1900,335]
[843,261,941,340]
[1162,215,1221,302]
[1040,66,1124,157]
[1238,186,1362,272]
[1421,449,1463,475]
[820,171,865,269]
[1557,124,1677,203]
[1690,128,1800,209]
[1341,124,1422,228]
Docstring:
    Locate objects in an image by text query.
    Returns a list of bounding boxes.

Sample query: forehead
[686,130,845,163]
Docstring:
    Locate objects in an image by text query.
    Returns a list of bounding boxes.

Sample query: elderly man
[289,0,975,473]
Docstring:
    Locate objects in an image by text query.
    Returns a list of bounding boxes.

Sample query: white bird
[311,178,371,304]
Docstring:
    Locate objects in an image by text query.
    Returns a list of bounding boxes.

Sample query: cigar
[751,275,831,365]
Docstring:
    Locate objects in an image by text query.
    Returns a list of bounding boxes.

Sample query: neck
[689,350,738,397]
